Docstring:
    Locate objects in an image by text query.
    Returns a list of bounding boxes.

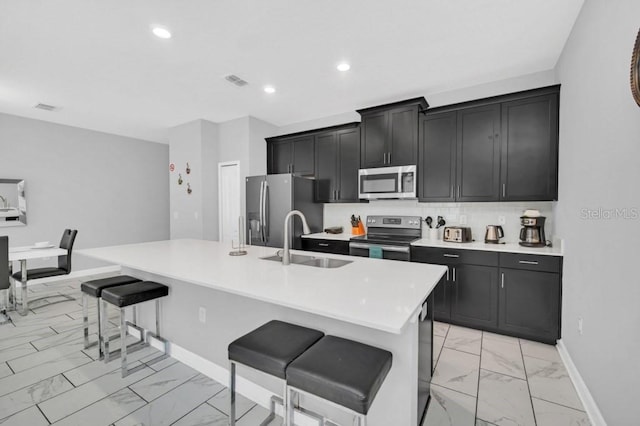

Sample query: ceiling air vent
[34,103,59,112]
[224,74,249,87]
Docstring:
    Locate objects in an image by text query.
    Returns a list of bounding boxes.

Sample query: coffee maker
[519,215,548,247]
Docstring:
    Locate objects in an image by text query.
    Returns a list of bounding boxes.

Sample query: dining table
[8,245,67,315]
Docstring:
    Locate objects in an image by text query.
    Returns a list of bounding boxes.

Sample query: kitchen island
[78,239,446,425]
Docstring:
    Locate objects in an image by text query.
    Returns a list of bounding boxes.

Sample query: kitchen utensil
[436,216,446,228]
[484,225,504,244]
[350,215,358,227]
[443,226,472,243]
[425,216,433,228]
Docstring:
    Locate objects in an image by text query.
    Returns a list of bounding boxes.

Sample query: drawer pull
[318,243,329,247]
[443,254,460,258]
[518,260,539,265]
[501,273,505,289]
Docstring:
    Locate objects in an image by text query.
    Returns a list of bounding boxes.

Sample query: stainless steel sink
[260,253,316,264]
[260,253,352,269]
[300,257,353,269]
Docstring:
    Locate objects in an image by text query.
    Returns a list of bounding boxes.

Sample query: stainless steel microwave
[358,165,417,200]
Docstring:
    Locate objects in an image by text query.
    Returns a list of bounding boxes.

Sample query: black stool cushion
[228,320,324,380]
[12,267,68,281]
[101,281,168,308]
[81,275,141,298]
[286,335,392,415]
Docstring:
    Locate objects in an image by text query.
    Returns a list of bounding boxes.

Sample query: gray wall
[555,1,640,424]
[0,112,169,270]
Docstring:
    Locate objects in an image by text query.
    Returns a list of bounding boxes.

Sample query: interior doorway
[218,161,241,244]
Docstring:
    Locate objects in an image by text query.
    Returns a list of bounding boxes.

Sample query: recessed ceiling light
[264,86,276,94]
[337,63,351,72]
[152,27,172,39]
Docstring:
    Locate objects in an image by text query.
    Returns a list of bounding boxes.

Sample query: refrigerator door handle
[259,180,265,243]
[263,180,270,242]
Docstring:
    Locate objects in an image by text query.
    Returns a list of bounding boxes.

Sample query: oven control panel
[366,215,422,229]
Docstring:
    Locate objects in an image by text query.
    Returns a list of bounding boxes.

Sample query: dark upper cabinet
[336,128,360,201]
[267,135,314,176]
[358,98,428,168]
[498,268,561,343]
[314,126,360,202]
[450,264,499,329]
[456,104,501,202]
[419,111,457,202]
[500,93,559,201]
[360,111,388,168]
[269,140,292,174]
[418,85,560,203]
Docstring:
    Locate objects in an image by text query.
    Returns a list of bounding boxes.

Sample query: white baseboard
[557,339,607,426]
[13,266,121,286]
[165,340,319,426]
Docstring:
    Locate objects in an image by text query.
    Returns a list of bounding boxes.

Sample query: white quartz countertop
[77,239,446,334]
[302,232,353,241]
[411,238,563,256]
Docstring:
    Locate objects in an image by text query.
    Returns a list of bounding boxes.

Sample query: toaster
[443,226,473,243]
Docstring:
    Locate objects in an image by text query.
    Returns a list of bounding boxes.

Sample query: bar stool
[285,335,393,426]
[101,281,169,377]
[228,320,324,426]
[80,275,141,358]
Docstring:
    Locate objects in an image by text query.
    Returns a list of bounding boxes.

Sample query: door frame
[217,160,241,243]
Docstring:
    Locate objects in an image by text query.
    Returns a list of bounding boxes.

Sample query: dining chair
[11,229,78,308]
[0,236,10,323]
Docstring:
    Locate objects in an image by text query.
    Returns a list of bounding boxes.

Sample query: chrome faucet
[0,195,6,208]
[282,210,312,265]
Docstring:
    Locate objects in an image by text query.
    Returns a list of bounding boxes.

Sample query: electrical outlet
[173,211,179,220]
[578,317,583,335]
[194,211,199,220]
[198,307,206,323]
[498,215,506,225]
[459,214,467,225]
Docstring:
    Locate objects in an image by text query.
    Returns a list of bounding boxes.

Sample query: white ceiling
[0,0,583,143]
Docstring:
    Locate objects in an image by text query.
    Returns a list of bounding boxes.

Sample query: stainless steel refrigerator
[246,174,323,249]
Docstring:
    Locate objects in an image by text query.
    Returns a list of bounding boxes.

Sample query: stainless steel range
[349,215,422,261]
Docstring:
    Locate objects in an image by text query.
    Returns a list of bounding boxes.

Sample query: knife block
[352,222,365,236]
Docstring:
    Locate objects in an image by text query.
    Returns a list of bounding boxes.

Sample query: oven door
[349,242,411,261]
[358,165,416,199]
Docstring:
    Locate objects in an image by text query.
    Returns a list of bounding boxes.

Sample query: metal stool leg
[101,298,109,362]
[229,361,236,426]
[120,306,128,377]
[82,293,90,349]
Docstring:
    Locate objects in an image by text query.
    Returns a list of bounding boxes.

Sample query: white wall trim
[11,265,121,286]
[165,339,318,426]
[557,339,608,426]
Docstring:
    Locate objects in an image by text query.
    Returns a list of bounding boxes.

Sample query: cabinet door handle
[388,152,391,164]
[518,260,539,265]
[443,254,459,258]
[502,183,506,198]
[336,190,340,200]
[501,273,505,289]
[457,185,461,199]
[318,243,329,247]
[446,267,450,281]
[383,153,387,164]
[452,267,456,282]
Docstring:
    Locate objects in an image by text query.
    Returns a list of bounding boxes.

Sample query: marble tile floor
[0,276,280,426]
[0,276,588,425]
[427,325,591,426]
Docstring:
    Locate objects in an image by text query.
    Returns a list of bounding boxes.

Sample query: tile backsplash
[323,201,555,244]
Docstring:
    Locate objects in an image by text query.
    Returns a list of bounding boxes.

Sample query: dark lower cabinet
[301,238,350,255]
[499,268,561,343]
[451,264,499,329]
[432,277,451,321]
[411,246,562,343]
